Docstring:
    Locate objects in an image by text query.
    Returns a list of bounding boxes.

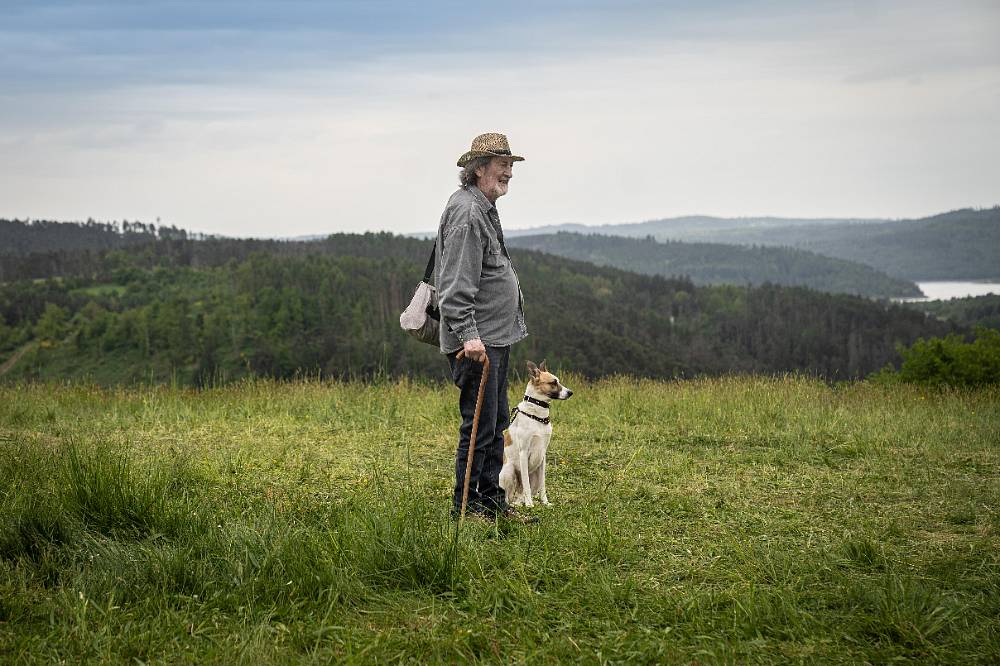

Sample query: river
[895,280,1000,303]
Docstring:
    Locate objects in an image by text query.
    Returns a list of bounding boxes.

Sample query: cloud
[1,1,998,234]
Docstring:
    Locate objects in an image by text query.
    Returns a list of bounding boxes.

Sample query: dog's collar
[522,394,550,409]
[511,406,549,425]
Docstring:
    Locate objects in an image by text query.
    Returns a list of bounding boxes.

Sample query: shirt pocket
[483,242,506,269]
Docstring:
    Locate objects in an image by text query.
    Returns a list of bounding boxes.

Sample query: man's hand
[463,338,486,363]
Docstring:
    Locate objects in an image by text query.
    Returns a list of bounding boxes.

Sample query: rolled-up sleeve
[438,204,485,343]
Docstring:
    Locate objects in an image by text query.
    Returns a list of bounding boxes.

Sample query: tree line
[0,222,961,385]
[506,232,920,298]
[670,207,1000,281]
[903,294,1000,331]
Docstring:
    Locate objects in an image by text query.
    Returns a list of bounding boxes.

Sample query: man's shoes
[451,506,538,525]
[452,508,494,524]
[462,511,493,525]
[499,506,539,524]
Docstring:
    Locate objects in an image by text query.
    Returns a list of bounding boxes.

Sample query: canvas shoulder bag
[399,243,441,345]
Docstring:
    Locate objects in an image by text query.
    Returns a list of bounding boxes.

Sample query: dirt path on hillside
[0,343,34,377]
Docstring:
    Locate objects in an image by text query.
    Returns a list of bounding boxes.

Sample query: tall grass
[0,376,997,663]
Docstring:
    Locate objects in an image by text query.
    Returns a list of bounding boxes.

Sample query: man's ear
[539,359,548,372]
[526,360,540,378]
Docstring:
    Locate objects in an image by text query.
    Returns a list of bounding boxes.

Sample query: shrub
[33,303,69,342]
[891,327,1000,386]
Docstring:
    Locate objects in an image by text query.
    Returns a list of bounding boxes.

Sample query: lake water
[896,281,1000,302]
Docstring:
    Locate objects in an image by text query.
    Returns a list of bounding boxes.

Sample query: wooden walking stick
[455,349,490,520]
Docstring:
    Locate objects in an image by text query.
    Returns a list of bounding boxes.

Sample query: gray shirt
[435,185,527,353]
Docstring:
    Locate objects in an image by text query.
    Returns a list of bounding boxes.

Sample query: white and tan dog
[500,360,573,507]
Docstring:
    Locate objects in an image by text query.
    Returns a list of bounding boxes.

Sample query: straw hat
[457,132,525,168]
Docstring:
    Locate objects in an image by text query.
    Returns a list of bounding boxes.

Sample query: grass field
[1,375,998,663]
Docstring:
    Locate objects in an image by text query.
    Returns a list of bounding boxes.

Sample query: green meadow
[1,376,997,663]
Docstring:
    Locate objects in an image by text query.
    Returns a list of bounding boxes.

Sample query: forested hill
[505,233,920,298]
[701,207,1000,280]
[903,294,1000,331]
[0,223,957,385]
[503,207,1000,281]
[0,218,197,255]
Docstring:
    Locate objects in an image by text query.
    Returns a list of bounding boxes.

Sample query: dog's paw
[540,498,552,506]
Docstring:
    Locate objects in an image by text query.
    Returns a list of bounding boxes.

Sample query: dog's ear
[539,359,548,372]
[526,360,540,378]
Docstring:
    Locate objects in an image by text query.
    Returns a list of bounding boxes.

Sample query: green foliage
[33,303,68,342]
[0,232,959,384]
[905,294,1000,331]
[0,378,997,662]
[0,314,10,351]
[888,328,1000,386]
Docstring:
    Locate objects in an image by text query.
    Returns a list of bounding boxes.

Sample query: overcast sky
[1,0,998,237]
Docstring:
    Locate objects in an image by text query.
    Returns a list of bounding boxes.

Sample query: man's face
[476,157,514,202]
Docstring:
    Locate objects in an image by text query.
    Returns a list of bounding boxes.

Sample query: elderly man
[436,132,532,522]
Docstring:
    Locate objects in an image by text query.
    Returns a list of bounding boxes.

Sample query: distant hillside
[0,224,957,383]
[505,233,920,298]
[501,207,1000,280]
[501,214,889,240]
[411,214,887,241]
[699,208,1000,280]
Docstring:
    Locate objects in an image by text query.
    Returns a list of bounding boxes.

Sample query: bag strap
[489,217,512,260]
[498,232,510,260]
[422,242,436,283]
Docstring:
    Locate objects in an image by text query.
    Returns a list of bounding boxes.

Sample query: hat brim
[457,151,526,168]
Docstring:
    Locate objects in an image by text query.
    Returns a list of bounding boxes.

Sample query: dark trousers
[447,345,510,516]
